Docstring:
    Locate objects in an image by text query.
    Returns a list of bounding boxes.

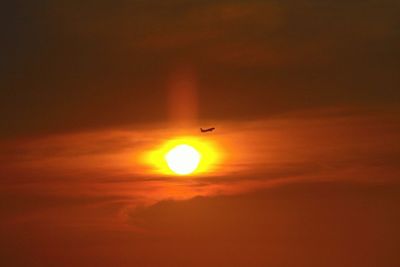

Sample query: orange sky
[1,107,400,266]
[1,0,400,266]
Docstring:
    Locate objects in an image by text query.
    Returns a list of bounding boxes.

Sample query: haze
[1,1,399,266]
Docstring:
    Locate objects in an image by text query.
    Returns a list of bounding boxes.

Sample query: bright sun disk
[165,144,201,175]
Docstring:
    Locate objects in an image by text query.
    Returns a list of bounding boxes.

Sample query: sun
[165,144,201,175]
[142,136,221,176]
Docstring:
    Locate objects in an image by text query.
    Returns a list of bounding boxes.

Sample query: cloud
[3,180,399,266]
[1,102,399,267]
[1,107,399,225]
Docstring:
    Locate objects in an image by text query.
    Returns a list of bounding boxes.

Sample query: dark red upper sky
[1,0,399,136]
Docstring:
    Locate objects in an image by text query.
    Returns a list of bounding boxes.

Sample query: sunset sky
[1,1,400,266]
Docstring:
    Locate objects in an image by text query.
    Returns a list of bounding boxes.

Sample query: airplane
[200,127,215,133]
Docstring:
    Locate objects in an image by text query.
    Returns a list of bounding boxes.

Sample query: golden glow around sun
[165,144,201,175]
[143,137,220,176]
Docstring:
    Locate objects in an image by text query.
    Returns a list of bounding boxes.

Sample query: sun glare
[143,137,220,176]
[165,144,201,175]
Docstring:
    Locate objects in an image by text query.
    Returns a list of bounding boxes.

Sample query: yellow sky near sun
[141,135,222,176]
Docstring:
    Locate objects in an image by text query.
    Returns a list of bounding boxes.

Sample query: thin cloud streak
[1,107,399,233]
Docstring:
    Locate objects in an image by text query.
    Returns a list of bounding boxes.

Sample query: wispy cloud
[1,107,399,233]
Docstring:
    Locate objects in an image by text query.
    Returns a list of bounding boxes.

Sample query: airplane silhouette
[200,127,215,133]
